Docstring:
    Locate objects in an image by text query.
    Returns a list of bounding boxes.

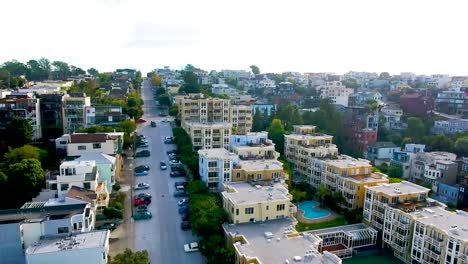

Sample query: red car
[137,118,147,123]
[134,199,151,206]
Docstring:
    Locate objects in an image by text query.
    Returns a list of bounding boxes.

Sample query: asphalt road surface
[132,78,203,264]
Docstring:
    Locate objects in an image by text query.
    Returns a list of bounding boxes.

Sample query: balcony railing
[391,242,405,253]
[424,235,443,247]
[374,211,384,219]
[393,220,410,230]
[372,220,383,229]
[208,167,218,172]
[424,248,441,259]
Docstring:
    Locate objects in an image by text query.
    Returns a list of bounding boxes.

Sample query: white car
[178,198,189,206]
[134,182,150,190]
[184,242,199,253]
[170,160,181,166]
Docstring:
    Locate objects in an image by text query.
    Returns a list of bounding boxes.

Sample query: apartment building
[74,152,120,190]
[223,218,342,264]
[231,104,252,134]
[0,198,95,263]
[318,81,354,107]
[435,88,467,116]
[185,122,232,150]
[364,141,401,165]
[381,105,405,130]
[37,93,65,140]
[177,93,231,125]
[433,119,468,135]
[47,160,109,210]
[25,230,109,264]
[231,132,279,160]
[222,182,295,224]
[284,125,339,185]
[198,148,239,192]
[391,144,426,179]
[84,105,127,127]
[363,181,431,262]
[323,156,389,209]
[62,93,91,133]
[0,94,42,140]
[55,132,124,157]
[410,152,458,186]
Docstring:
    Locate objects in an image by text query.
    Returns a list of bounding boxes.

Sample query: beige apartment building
[231,104,252,134]
[232,159,286,183]
[185,122,232,150]
[222,182,296,224]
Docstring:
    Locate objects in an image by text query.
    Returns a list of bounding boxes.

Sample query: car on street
[133,211,152,220]
[178,198,189,206]
[174,191,188,197]
[170,171,185,177]
[164,138,174,144]
[169,160,181,166]
[179,206,188,214]
[136,205,148,213]
[180,221,191,230]
[166,149,179,155]
[133,199,151,206]
[151,121,157,127]
[168,153,178,159]
[137,134,146,140]
[134,182,150,190]
[137,118,147,123]
[160,161,167,170]
[176,185,185,192]
[184,242,199,253]
[134,170,149,177]
[135,150,151,157]
[162,118,170,122]
[134,165,150,172]
[134,193,152,199]
[137,143,149,149]
[174,182,188,188]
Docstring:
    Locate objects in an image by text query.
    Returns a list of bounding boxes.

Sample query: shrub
[104,207,123,219]
[113,182,121,191]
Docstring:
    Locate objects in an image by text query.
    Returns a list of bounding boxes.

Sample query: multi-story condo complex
[231,104,252,134]
[410,151,458,186]
[435,88,467,116]
[0,198,95,263]
[222,182,295,224]
[176,93,233,150]
[25,230,109,264]
[284,125,339,185]
[84,105,127,127]
[198,148,238,192]
[364,181,468,264]
[231,132,279,160]
[381,105,405,130]
[223,218,343,264]
[318,81,354,107]
[62,93,91,133]
[433,119,468,135]
[364,141,401,165]
[0,94,42,140]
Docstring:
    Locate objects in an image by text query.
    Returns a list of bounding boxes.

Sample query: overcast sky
[1,0,467,75]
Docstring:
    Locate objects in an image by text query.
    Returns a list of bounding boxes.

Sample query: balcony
[374,211,384,219]
[393,220,410,230]
[394,232,408,241]
[208,167,218,172]
[391,242,405,252]
[373,200,384,208]
[423,248,441,259]
[424,235,443,247]
[372,220,383,229]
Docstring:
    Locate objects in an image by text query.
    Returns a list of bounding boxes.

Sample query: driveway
[132,79,203,263]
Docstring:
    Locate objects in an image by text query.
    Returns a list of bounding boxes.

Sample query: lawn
[295,217,346,232]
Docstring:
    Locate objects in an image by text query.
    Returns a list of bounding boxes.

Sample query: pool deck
[295,202,338,224]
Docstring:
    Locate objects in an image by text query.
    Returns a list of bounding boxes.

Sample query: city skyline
[1,0,468,75]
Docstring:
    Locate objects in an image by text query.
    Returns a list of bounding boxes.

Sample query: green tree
[169,105,178,117]
[155,87,166,96]
[118,120,137,135]
[1,60,28,76]
[51,61,71,80]
[157,95,171,106]
[425,135,454,152]
[4,145,48,165]
[187,180,208,195]
[405,117,425,140]
[150,75,162,87]
[37,57,51,77]
[387,163,403,178]
[110,249,149,264]
[70,65,85,75]
[455,136,468,157]
[26,59,48,81]
[179,71,200,93]
[267,119,286,155]
[5,118,33,148]
[6,159,45,206]
[250,65,260,75]
[252,110,265,132]
[389,177,403,183]
[87,68,99,76]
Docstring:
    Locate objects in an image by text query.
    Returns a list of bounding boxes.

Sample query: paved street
[132,79,203,264]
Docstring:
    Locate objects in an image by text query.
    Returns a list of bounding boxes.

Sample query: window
[78,145,86,150]
[93,143,101,149]
[245,208,254,214]
[266,206,269,210]
[277,204,285,211]
[83,182,91,189]
[236,172,241,179]
[57,227,69,234]
[60,184,69,191]
[236,209,239,215]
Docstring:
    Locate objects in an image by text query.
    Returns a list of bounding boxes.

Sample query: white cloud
[1,0,467,75]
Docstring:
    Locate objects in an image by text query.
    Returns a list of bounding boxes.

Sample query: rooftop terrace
[235,159,283,172]
[222,182,290,205]
[367,181,430,196]
[411,206,468,241]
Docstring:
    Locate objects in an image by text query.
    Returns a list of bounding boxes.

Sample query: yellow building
[176,93,231,125]
[231,104,252,135]
[222,182,295,224]
[232,159,286,183]
[323,156,389,209]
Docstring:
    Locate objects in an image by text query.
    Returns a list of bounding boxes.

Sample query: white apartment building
[318,81,354,107]
[198,148,239,192]
[222,70,251,79]
[186,122,232,150]
[231,132,279,160]
[211,84,238,96]
[62,93,91,133]
[25,230,109,264]
[231,104,252,135]
[55,132,125,157]
[381,105,404,129]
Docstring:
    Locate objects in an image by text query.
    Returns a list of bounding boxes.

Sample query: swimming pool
[298,201,330,220]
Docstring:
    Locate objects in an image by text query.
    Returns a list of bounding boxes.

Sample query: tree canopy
[250,65,260,75]
[110,249,149,264]
[267,119,286,155]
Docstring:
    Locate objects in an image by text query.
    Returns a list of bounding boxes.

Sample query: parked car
[174,182,188,188]
[181,214,189,221]
[162,118,170,123]
[184,242,199,253]
[151,121,157,127]
[96,223,118,231]
[134,170,149,177]
[137,118,147,123]
[174,191,188,197]
[168,153,179,159]
[160,161,167,170]
[135,150,151,157]
[170,171,185,177]
[137,135,146,140]
[178,205,188,214]
[134,165,150,172]
[134,192,152,198]
[133,211,152,220]
[137,143,149,149]
[166,149,179,155]
[133,199,151,206]
[134,182,150,190]
[176,185,185,192]
[164,138,174,144]
[178,198,189,206]
[136,205,148,212]
[180,221,191,230]
[169,160,181,166]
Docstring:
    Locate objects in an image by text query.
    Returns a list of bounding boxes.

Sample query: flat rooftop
[236,159,283,172]
[185,122,232,128]
[326,156,371,169]
[285,133,333,141]
[223,218,341,264]
[410,206,468,241]
[347,173,388,184]
[222,182,290,205]
[26,230,109,255]
[198,148,236,159]
[367,181,430,196]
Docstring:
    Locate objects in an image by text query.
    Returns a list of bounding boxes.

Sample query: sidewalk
[108,155,135,257]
